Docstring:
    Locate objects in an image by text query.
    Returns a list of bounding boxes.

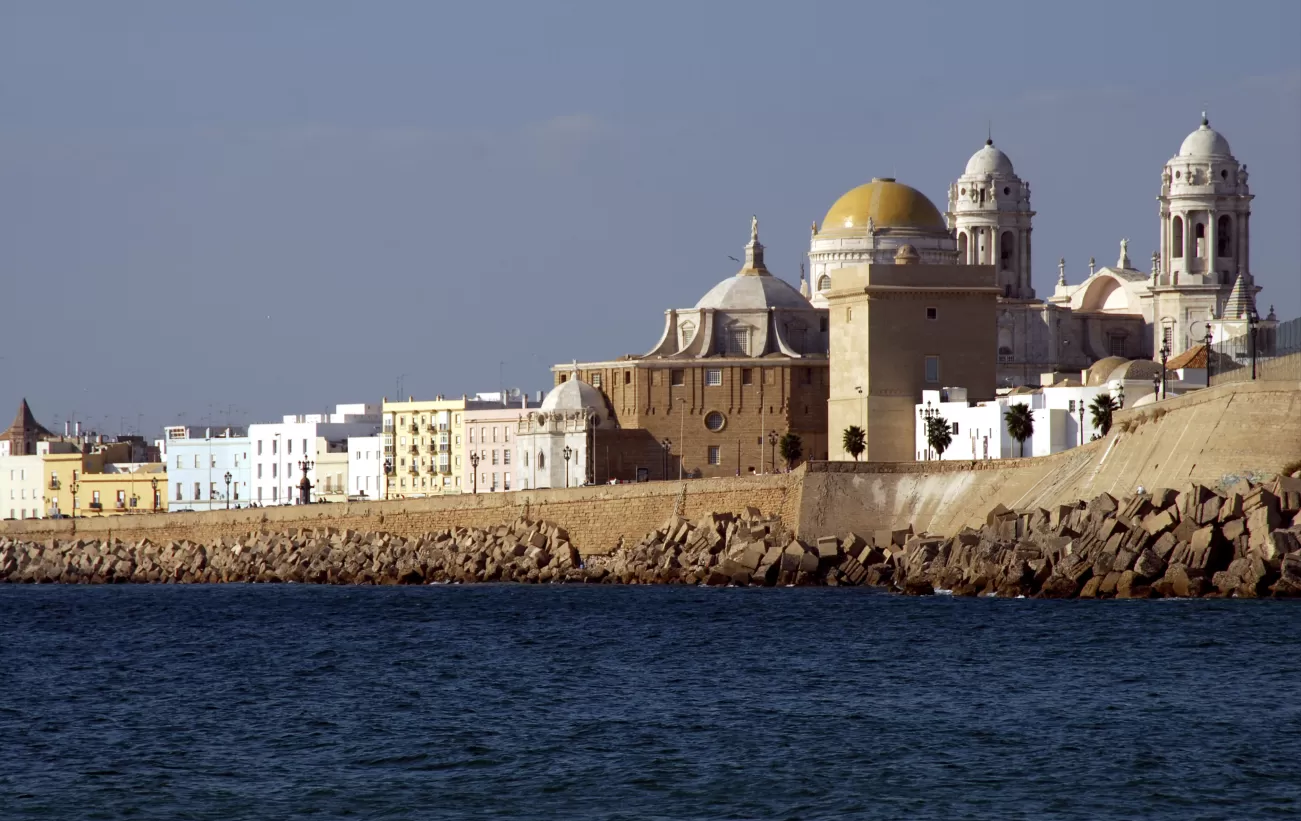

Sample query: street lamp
[469,451,480,494]
[1203,325,1215,386]
[224,471,232,510]
[919,404,940,461]
[1158,334,1171,400]
[297,459,314,505]
[150,477,159,512]
[562,445,572,488]
[767,430,778,473]
[676,397,687,480]
[660,438,671,480]
[383,458,392,500]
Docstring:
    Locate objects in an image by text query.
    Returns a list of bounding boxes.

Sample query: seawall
[3,380,1299,552]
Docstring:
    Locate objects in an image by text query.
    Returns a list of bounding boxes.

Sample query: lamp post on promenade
[562,446,572,488]
[767,430,778,473]
[1248,308,1260,380]
[469,452,480,495]
[383,459,392,500]
[1204,326,1215,386]
[660,438,671,481]
[224,471,232,510]
[297,460,314,505]
[676,397,686,480]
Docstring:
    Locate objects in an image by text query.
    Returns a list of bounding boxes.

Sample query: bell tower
[947,138,1035,300]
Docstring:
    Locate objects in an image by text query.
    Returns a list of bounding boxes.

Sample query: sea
[1,585,1298,820]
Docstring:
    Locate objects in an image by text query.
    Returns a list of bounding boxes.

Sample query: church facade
[810,115,1274,388]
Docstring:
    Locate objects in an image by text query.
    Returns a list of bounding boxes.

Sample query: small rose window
[705,412,725,431]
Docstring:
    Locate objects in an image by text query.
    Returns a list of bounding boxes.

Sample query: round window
[1220,169,1228,179]
[960,188,966,195]
[1175,170,1181,179]
[705,412,725,432]
[1003,186,1010,195]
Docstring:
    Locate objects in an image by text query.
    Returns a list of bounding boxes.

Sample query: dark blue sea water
[1,586,1299,820]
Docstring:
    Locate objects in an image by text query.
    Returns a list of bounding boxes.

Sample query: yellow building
[381,397,467,499]
[43,443,168,517]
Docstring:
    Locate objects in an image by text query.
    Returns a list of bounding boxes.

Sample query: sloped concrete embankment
[796,380,1301,541]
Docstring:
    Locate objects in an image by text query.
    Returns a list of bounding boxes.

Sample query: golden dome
[820,178,946,233]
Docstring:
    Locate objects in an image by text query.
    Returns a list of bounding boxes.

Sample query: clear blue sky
[2,0,1298,436]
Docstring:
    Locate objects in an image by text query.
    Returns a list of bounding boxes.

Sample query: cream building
[381,397,464,499]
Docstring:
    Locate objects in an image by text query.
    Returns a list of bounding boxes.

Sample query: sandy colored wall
[5,381,1297,552]
[796,379,1301,539]
[1,473,803,556]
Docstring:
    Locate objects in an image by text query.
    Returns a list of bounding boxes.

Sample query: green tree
[841,425,866,461]
[1090,392,1120,437]
[925,415,953,460]
[1004,403,1034,457]
[779,433,803,471]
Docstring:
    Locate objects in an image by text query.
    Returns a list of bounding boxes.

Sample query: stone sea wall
[4,475,1299,597]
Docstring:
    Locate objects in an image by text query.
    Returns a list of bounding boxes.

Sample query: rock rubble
[3,476,1299,598]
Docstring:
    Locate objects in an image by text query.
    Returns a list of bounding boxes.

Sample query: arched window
[817,274,831,291]
[538,451,545,469]
[523,451,529,467]
[957,232,969,263]
[1217,215,1231,257]
[997,327,1013,361]
[679,320,696,348]
[1194,222,1206,258]
[1172,216,1184,258]
[999,231,1015,270]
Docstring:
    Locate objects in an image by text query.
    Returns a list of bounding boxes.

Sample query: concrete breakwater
[4,475,1299,597]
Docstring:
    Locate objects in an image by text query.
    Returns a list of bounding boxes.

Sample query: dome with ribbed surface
[821,178,947,233]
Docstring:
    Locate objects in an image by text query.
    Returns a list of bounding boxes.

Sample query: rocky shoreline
[3,475,1300,598]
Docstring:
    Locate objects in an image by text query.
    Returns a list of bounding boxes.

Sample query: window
[211,454,216,468]
[209,482,217,500]
[480,427,486,443]
[742,368,753,386]
[591,373,602,388]
[708,446,721,465]
[671,369,685,387]
[538,452,546,469]
[803,368,814,385]
[257,464,263,479]
[1194,222,1206,257]
[705,412,725,431]
[258,487,263,502]
[819,317,828,333]
[846,307,853,321]
[258,440,263,455]
[924,356,940,383]
[1172,215,1184,258]
[469,428,474,443]
[1217,215,1231,257]
[951,423,959,435]
[1068,399,1076,413]
[194,455,199,468]
[1109,335,1126,357]
[523,451,529,467]
[504,450,511,465]
[492,427,498,443]
[272,487,278,501]
[176,483,183,502]
[504,474,511,491]
[1162,325,1174,350]
[727,325,749,356]
[926,307,938,320]
[272,439,277,455]
[705,369,722,386]
[680,321,696,347]
[193,482,201,500]
[624,370,632,385]
[176,455,182,469]
[492,450,499,465]
[287,440,293,455]
[272,464,277,478]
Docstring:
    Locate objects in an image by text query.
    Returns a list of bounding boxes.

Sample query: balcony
[408,424,419,435]
[48,479,61,490]
[89,502,103,511]
[409,446,419,455]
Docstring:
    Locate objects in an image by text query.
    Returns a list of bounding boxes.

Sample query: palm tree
[1090,392,1119,437]
[842,426,865,461]
[779,433,803,471]
[925,415,953,460]
[1004,403,1034,457]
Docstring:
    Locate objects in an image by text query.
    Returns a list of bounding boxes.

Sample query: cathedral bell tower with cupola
[947,138,1035,300]
[1148,114,1255,357]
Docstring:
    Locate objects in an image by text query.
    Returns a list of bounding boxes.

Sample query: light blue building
[160,426,251,512]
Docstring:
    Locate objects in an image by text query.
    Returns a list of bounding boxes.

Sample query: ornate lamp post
[1204,325,1215,386]
[70,472,80,518]
[919,404,940,461]
[224,471,233,510]
[1159,335,1171,400]
[469,451,480,495]
[676,397,687,480]
[660,438,671,480]
[767,430,778,473]
[297,459,314,505]
[383,458,392,500]
[150,477,159,512]
[562,445,572,488]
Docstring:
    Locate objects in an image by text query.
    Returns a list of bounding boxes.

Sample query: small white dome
[540,377,608,423]
[964,140,1015,176]
[694,274,811,311]
[1178,116,1232,158]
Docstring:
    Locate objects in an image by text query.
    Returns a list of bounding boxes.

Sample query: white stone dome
[1178,115,1233,158]
[540,376,609,423]
[695,274,811,311]
[964,139,1015,176]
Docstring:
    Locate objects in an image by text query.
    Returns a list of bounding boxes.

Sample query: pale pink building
[461,392,540,493]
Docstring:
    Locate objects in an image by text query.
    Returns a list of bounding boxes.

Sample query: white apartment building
[248,403,379,506]
[1,455,46,520]
[348,435,381,500]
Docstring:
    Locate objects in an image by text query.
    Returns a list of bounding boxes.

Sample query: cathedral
[807,114,1274,387]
